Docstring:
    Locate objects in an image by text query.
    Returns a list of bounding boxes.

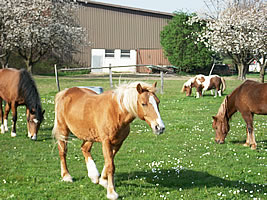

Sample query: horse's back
[237,80,267,114]
[54,87,115,141]
[0,68,20,101]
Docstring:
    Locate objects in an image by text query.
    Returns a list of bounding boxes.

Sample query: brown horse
[53,82,165,200]
[182,74,226,98]
[0,68,44,140]
[212,80,267,150]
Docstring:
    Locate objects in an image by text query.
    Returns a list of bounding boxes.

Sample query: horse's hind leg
[3,103,10,132]
[58,139,73,182]
[81,141,100,184]
[0,99,4,134]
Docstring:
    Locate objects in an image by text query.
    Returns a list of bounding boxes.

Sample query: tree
[0,0,87,73]
[191,0,266,81]
[160,12,213,73]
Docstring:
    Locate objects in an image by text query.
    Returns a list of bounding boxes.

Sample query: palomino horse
[212,80,267,150]
[0,68,44,140]
[53,82,165,200]
[182,74,226,98]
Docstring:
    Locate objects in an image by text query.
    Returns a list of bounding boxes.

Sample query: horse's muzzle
[215,139,224,144]
[153,125,165,135]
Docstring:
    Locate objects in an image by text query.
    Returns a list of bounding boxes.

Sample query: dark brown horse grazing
[182,74,226,98]
[53,82,165,200]
[0,68,44,140]
[212,80,267,150]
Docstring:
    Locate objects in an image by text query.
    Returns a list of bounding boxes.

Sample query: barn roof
[77,0,175,18]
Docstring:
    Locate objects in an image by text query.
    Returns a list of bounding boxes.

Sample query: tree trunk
[24,59,33,74]
[237,63,248,80]
[259,64,265,83]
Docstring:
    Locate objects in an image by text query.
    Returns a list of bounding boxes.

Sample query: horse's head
[182,85,192,96]
[136,82,165,135]
[212,97,229,144]
[27,108,45,140]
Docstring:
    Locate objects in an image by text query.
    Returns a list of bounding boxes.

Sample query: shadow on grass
[116,169,265,195]
[230,139,267,149]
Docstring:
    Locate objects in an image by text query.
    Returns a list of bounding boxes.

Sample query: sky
[92,0,207,13]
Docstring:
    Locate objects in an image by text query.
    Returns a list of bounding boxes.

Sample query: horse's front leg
[242,112,256,150]
[81,141,100,184]
[102,139,118,200]
[214,89,218,97]
[10,102,17,137]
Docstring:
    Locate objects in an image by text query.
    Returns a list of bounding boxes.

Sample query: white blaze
[149,96,165,129]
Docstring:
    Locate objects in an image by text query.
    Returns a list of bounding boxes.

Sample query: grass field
[0,74,266,200]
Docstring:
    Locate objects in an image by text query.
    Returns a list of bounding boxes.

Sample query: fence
[55,64,173,94]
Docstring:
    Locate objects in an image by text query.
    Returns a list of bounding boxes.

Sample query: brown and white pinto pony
[212,80,267,150]
[0,68,44,140]
[182,74,226,98]
[52,82,165,200]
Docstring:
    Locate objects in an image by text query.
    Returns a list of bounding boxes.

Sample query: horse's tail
[52,89,68,143]
[221,77,226,92]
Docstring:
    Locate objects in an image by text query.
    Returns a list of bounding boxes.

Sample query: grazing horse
[212,80,267,150]
[53,82,165,200]
[0,68,44,140]
[182,74,226,98]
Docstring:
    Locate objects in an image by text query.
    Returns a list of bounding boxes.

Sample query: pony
[0,68,45,140]
[52,81,165,200]
[212,80,267,150]
[182,74,226,98]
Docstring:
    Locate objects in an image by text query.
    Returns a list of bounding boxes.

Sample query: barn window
[105,49,115,57]
[121,50,130,58]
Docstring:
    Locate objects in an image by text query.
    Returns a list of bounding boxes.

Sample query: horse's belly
[68,124,101,142]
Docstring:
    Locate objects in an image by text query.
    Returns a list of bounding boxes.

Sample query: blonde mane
[113,81,155,117]
[217,97,227,116]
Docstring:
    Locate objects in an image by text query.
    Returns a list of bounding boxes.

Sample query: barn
[76,0,174,73]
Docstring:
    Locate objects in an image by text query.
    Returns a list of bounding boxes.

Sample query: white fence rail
[55,64,173,94]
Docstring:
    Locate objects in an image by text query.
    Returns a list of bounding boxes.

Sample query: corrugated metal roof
[77,0,175,17]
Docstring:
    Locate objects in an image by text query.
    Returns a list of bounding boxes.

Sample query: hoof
[107,191,119,200]
[99,178,108,188]
[1,125,5,134]
[243,143,250,147]
[251,144,257,150]
[11,132,16,137]
[89,176,99,184]
[62,174,73,182]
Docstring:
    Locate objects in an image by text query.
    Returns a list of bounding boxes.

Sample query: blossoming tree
[190,0,266,81]
[0,0,87,73]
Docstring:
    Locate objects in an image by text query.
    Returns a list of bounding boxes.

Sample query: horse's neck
[226,93,238,119]
[115,99,136,127]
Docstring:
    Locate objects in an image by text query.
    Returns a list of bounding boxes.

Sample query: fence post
[109,64,113,88]
[54,64,60,92]
[160,71,164,94]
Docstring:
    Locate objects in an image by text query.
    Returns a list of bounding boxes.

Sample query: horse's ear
[212,116,217,121]
[153,82,157,88]
[42,110,45,116]
[136,83,143,94]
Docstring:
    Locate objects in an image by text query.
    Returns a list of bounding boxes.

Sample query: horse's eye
[142,103,147,106]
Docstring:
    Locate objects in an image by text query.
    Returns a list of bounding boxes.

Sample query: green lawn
[0,75,266,200]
